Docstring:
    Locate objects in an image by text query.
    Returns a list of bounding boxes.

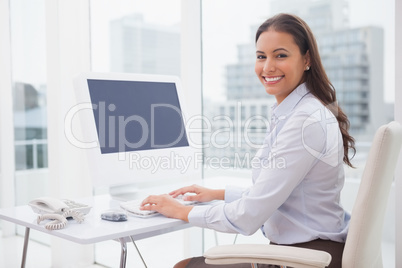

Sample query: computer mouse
[101,209,128,222]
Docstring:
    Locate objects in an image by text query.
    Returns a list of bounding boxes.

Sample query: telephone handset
[29,197,91,230]
[29,197,92,215]
[29,197,69,214]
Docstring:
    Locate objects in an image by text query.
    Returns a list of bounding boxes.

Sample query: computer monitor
[71,72,199,199]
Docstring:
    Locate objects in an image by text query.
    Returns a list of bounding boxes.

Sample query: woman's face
[255,29,310,104]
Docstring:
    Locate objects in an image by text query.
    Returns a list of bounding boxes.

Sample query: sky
[11,0,395,102]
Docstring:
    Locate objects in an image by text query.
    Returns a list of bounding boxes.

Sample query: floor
[0,228,188,268]
[0,229,396,268]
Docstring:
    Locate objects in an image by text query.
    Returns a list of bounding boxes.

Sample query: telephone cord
[37,210,85,230]
[37,214,68,230]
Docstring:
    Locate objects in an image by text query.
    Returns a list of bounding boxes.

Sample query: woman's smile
[264,75,284,84]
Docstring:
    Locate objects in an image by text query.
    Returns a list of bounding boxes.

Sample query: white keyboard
[120,195,198,218]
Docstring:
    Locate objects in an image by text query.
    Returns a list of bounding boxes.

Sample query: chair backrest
[342,121,402,268]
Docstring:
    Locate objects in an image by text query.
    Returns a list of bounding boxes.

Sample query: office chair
[204,121,402,268]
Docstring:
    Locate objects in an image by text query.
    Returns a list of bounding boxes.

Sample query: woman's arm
[140,185,225,221]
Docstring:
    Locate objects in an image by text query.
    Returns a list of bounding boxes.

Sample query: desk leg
[21,227,30,268]
[118,238,127,268]
[129,236,147,268]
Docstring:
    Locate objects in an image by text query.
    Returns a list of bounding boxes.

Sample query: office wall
[395,0,402,266]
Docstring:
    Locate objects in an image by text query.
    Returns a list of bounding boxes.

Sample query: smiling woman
[255,13,355,168]
[142,13,355,268]
[200,0,397,263]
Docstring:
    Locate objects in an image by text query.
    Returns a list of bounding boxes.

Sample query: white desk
[0,176,250,267]
[0,195,191,268]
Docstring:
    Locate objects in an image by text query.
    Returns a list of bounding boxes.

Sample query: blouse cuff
[188,205,209,228]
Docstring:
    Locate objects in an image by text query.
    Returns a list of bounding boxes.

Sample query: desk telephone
[29,197,91,230]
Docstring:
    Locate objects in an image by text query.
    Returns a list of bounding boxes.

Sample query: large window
[10,0,48,206]
[11,0,48,171]
[201,0,395,265]
[202,1,272,177]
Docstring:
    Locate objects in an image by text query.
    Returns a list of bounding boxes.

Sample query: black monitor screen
[87,79,189,154]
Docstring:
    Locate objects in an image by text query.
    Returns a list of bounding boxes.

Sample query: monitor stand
[109,184,142,201]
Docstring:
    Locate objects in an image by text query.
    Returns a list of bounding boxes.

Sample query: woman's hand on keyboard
[170,184,225,203]
[140,194,193,222]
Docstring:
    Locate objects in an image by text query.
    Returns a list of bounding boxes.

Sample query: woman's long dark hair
[256,13,355,167]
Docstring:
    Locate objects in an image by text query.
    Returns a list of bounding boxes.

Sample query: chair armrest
[204,244,332,268]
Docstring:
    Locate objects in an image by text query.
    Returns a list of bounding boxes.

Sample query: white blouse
[188,83,350,244]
